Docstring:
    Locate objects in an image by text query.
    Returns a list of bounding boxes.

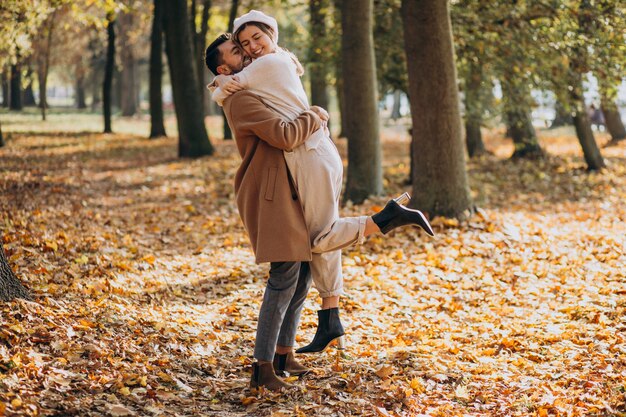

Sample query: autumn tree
[118,6,139,117]
[163,0,213,157]
[149,0,167,138]
[402,0,472,218]
[309,0,330,111]
[340,0,382,203]
[103,11,116,133]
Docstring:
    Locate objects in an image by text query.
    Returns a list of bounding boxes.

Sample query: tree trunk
[401,0,472,218]
[570,75,604,170]
[103,13,116,133]
[1,68,8,107]
[37,15,56,121]
[163,0,213,157]
[463,61,487,157]
[149,0,167,138]
[223,0,239,140]
[0,242,31,302]
[75,63,87,109]
[9,64,23,110]
[310,0,329,111]
[23,66,37,107]
[333,0,345,138]
[194,0,212,116]
[550,100,573,128]
[119,11,138,117]
[502,75,544,159]
[0,120,4,147]
[390,90,402,120]
[601,98,626,142]
[91,67,101,112]
[341,0,382,203]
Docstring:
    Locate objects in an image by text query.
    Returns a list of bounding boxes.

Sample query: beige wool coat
[223,91,322,263]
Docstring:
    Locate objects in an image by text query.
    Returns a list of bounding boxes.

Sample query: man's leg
[251,261,301,391]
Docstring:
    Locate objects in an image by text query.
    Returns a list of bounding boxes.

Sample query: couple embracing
[204,10,434,392]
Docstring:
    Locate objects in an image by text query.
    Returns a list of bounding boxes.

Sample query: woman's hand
[310,106,329,122]
[221,76,244,94]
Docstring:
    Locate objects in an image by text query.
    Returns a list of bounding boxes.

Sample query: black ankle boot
[296,308,345,354]
[372,198,435,236]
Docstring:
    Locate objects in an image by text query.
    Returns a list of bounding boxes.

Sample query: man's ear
[216,65,232,75]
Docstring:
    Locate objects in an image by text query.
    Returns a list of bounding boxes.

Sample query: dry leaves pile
[1,120,625,417]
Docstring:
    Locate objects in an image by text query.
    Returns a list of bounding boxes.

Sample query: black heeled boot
[372,193,435,236]
[296,308,345,354]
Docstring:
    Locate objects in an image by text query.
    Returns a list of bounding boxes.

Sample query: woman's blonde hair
[234,21,304,76]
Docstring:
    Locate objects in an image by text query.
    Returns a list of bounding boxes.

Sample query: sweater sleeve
[226,92,321,151]
[237,53,292,90]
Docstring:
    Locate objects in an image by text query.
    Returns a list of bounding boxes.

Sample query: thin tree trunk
[103,13,116,133]
[195,0,212,116]
[464,61,487,157]
[222,0,239,140]
[119,11,138,117]
[38,15,56,120]
[149,0,167,138]
[402,0,472,218]
[163,0,213,157]
[502,75,544,159]
[390,90,402,120]
[333,0,345,138]
[550,100,573,128]
[0,242,31,302]
[341,0,382,203]
[75,63,87,109]
[570,74,604,170]
[601,98,626,142]
[10,64,22,110]
[23,65,37,106]
[310,0,329,111]
[1,68,8,107]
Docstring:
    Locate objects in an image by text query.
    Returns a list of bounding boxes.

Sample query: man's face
[216,40,246,75]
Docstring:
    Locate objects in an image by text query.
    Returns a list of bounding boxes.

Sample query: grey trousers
[254,261,312,362]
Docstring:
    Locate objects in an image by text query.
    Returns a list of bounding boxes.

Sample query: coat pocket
[264,166,278,201]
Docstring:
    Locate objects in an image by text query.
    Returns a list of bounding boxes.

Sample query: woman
[208,10,434,390]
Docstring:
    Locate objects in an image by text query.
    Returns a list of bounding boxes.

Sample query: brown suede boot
[273,351,310,377]
[250,362,293,392]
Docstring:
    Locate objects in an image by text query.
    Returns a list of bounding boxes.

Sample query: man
[205,34,328,392]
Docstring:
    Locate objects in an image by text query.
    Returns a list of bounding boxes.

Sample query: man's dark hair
[205,33,232,75]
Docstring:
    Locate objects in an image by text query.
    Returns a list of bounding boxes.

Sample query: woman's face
[237,24,275,59]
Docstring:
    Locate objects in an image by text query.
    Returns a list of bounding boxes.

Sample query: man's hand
[310,106,329,122]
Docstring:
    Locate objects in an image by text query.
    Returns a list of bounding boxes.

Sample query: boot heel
[393,192,411,206]
[336,336,346,350]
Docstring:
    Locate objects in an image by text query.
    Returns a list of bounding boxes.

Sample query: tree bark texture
[570,74,604,170]
[163,0,213,157]
[341,0,382,203]
[1,68,8,107]
[37,14,56,121]
[119,11,138,117]
[103,13,116,133]
[401,0,472,218]
[222,0,239,140]
[75,63,87,109]
[149,0,167,138]
[0,242,31,302]
[23,65,37,106]
[10,64,22,111]
[463,61,487,157]
[310,0,329,111]
[601,98,626,142]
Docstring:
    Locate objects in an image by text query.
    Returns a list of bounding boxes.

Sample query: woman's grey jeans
[254,261,312,362]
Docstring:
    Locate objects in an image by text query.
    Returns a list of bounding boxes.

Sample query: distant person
[588,104,605,131]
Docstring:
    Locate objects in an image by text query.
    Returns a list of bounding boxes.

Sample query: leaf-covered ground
[1,113,625,416]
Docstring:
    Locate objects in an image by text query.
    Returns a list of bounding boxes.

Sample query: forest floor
[1,112,625,417]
